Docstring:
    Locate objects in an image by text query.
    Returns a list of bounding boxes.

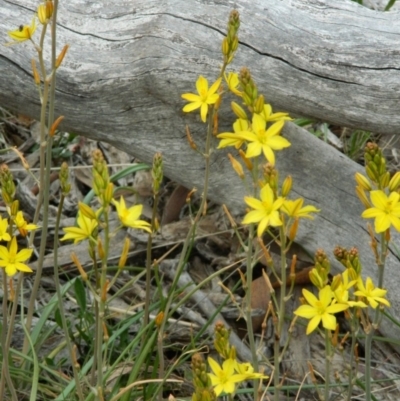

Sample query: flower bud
[228,153,244,179]
[389,171,400,192]
[56,44,69,68]
[231,101,247,120]
[281,175,292,197]
[79,202,97,220]
[354,172,371,191]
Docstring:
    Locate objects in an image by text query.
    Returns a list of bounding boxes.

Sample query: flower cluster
[356,142,400,233]
[0,166,37,277]
[61,151,151,253]
[191,322,267,398]
[294,247,390,335]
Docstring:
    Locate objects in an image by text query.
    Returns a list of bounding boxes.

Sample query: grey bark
[1,0,400,343]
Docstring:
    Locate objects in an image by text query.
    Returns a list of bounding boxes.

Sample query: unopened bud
[228,153,244,179]
[281,175,292,197]
[55,44,69,68]
[239,149,253,171]
[231,101,247,120]
[49,115,64,137]
[118,237,130,268]
[389,171,400,192]
[31,59,40,84]
[78,202,97,220]
[354,172,372,191]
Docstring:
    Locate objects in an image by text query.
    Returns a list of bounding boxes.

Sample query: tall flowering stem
[355,143,395,401]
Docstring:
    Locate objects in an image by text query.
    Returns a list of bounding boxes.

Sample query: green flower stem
[324,329,332,401]
[244,223,259,401]
[273,225,287,401]
[53,194,84,401]
[0,271,18,401]
[141,189,163,401]
[346,314,360,401]
[96,206,111,395]
[24,0,59,357]
[144,190,161,330]
[364,232,387,401]
[155,88,223,398]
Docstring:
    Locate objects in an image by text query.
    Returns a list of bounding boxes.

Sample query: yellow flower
[14,211,38,237]
[234,361,268,380]
[238,114,290,165]
[207,357,248,396]
[242,184,283,237]
[224,72,242,96]
[332,284,367,308]
[294,286,349,334]
[281,198,320,219]
[258,104,292,123]
[8,18,37,42]
[0,215,11,242]
[354,277,390,309]
[217,118,249,150]
[61,213,98,244]
[38,1,53,24]
[361,190,400,233]
[182,76,221,122]
[0,236,33,276]
[112,197,152,233]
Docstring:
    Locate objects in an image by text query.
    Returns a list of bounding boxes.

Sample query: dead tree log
[1,0,400,342]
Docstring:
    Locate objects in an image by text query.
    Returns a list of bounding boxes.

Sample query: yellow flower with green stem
[0,215,11,242]
[8,18,37,42]
[112,197,152,233]
[361,190,400,233]
[354,277,390,309]
[207,357,248,396]
[236,114,290,165]
[181,75,221,122]
[294,285,349,334]
[0,236,33,276]
[61,212,98,244]
[242,183,284,237]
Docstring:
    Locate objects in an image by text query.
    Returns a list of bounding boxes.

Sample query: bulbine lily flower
[8,18,37,42]
[294,286,349,335]
[0,236,33,276]
[182,75,221,122]
[361,190,400,233]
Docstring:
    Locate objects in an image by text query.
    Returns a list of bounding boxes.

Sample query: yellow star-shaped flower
[242,184,283,237]
[361,190,400,233]
[207,357,248,396]
[14,211,39,237]
[281,198,320,219]
[182,75,221,122]
[236,114,290,165]
[0,236,33,276]
[294,285,349,334]
[61,213,98,244]
[217,118,249,150]
[258,104,292,123]
[112,197,151,233]
[354,277,390,309]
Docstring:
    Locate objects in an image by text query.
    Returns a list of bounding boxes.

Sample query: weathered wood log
[1,0,400,343]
